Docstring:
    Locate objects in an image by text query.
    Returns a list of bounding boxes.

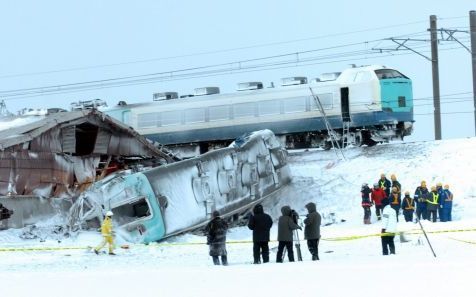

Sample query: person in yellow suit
[94,211,115,255]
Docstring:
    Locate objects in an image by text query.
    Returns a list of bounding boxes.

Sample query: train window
[161,110,182,126]
[112,197,152,226]
[354,72,371,82]
[310,93,333,110]
[398,96,406,107]
[138,112,159,128]
[234,102,255,118]
[258,100,281,116]
[209,105,230,121]
[375,69,408,80]
[283,97,307,114]
[185,108,206,124]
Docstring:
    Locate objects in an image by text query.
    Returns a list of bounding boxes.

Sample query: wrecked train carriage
[0,109,176,228]
[70,129,291,243]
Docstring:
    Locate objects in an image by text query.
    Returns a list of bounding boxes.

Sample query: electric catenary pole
[430,15,442,140]
[470,10,476,136]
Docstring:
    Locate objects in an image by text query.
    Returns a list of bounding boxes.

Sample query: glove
[381,229,386,233]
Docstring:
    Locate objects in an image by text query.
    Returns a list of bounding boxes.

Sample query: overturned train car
[69,130,291,243]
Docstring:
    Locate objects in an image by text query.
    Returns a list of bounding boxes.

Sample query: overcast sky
[0,1,475,141]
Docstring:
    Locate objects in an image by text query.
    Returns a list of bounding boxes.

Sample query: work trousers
[363,207,371,221]
[375,205,383,220]
[427,209,437,222]
[253,241,270,264]
[381,234,395,255]
[391,205,400,222]
[307,239,319,260]
[212,255,228,265]
[403,210,414,222]
[276,241,294,263]
[95,236,114,254]
[416,207,427,220]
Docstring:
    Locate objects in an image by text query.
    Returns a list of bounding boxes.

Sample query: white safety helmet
[106,211,114,217]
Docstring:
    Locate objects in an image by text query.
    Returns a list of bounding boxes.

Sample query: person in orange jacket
[94,211,115,255]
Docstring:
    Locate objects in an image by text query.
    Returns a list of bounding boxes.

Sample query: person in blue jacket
[436,182,446,221]
[414,181,429,220]
[442,184,454,221]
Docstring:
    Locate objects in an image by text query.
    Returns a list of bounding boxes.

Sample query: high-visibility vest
[427,192,439,205]
[404,198,414,210]
[380,180,386,189]
[391,193,400,205]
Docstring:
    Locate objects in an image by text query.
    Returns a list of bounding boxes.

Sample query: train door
[340,87,351,122]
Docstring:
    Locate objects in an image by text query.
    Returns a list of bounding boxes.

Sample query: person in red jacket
[371,183,387,220]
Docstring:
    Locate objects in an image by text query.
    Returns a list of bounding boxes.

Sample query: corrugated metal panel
[93,129,110,154]
[61,126,76,153]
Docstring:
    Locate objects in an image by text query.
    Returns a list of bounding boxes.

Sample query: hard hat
[444,184,450,189]
[391,174,396,180]
[436,182,442,187]
[421,181,427,187]
[380,173,386,178]
[431,186,436,191]
[373,183,379,188]
[404,191,410,195]
[106,211,114,217]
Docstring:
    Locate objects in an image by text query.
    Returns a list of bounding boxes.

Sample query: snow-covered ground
[1,138,476,296]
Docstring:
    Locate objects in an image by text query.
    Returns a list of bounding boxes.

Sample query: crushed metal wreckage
[67,129,291,243]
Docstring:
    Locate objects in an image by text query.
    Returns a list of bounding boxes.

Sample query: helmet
[436,182,443,187]
[106,211,114,217]
[421,180,427,187]
[404,191,410,195]
[380,173,386,178]
[430,186,436,191]
[391,174,397,181]
[373,183,379,188]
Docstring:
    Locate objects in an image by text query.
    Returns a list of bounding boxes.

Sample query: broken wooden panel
[93,128,111,155]
[61,126,76,154]
[30,126,62,152]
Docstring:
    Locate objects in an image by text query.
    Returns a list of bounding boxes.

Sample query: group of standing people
[360,173,455,256]
[204,202,321,265]
[361,173,454,224]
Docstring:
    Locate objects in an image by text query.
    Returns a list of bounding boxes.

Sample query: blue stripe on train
[144,111,414,145]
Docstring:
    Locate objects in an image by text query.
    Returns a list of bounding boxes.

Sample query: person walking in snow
[426,186,439,222]
[414,181,429,220]
[442,184,454,221]
[276,205,301,263]
[94,210,115,255]
[377,173,392,198]
[303,202,321,261]
[248,204,273,264]
[390,174,401,194]
[401,191,415,222]
[205,210,228,265]
[361,183,372,224]
[389,186,401,221]
[371,183,387,220]
[381,199,397,255]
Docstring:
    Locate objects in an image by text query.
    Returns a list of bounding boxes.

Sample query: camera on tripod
[290,209,299,224]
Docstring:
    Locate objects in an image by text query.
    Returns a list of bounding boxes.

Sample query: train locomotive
[103,65,413,153]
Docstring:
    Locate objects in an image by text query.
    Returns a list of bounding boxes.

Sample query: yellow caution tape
[1,228,475,252]
[447,237,476,245]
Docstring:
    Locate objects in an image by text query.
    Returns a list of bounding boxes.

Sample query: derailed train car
[68,130,291,243]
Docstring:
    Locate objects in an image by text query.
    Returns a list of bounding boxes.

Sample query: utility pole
[430,15,442,140]
[470,10,476,136]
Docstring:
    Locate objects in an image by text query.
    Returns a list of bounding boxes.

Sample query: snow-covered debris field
[1,138,476,297]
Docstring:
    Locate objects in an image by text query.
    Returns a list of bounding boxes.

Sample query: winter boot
[109,252,116,255]
[94,249,99,255]
[212,256,220,265]
[221,255,228,266]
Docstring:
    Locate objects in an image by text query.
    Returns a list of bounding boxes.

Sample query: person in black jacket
[276,205,301,263]
[377,173,392,198]
[304,202,321,261]
[248,204,273,264]
[205,210,228,265]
